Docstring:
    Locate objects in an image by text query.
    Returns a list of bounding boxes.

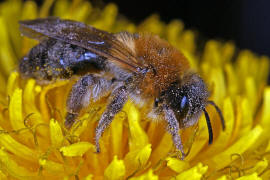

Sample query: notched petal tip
[104,156,125,179]
[60,142,95,157]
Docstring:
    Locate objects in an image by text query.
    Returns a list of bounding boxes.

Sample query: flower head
[0,0,270,179]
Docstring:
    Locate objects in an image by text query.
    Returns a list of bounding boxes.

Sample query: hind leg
[65,74,112,129]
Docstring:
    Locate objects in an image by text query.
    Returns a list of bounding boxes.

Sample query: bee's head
[161,73,225,144]
[163,73,208,127]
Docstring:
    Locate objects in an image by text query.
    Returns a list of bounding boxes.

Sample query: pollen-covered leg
[65,74,111,129]
[95,86,128,152]
[163,105,185,159]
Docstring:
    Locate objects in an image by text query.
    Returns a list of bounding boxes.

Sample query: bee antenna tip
[207,101,226,130]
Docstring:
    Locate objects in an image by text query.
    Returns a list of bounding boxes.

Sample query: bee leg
[163,105,185,160]
[95,86,128,153]
[65,74,111,129]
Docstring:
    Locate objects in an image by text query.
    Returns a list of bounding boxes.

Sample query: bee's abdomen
[19,39,106,82]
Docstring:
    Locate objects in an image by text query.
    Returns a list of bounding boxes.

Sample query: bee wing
[19,17,142,72]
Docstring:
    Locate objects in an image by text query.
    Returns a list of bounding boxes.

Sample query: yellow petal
[174,163,208,180]
[0,170,7,179]
[111,111,125,157]
[186,115,208,161]
[0,73,6,94]
[0,0,22,57]
[92,3,118,31]
[49,119,64,148]
[129,169,158,180]
[0,130,38,162]
[224,64,238,98]
[9,88,24,130]
[104,156,125,180]
[124,144,152,176]
[138,14,164,36]
[265,139,270,152]
[8,87,34,149]
[23,79,40,113]
[124,100,148,151]
[205,125,263,170]
[235,173,261,180]
[0,148,34,179]
[166,19,184,48]
[251,88,270,149]
[166,157,190,173]
[60,142,95,157]
[222,42,235,63]
[53,0,70,17]
[39,80,69,121]
[217,175,228,180]
[21,0,38,20]
[0,17,16,76]
[135,144,152,166]
[39,0,54,18]
[244,77,256,113]
[39,158,65,174]
[151,133,173,165]
[83,174,93,180]
[180,30,196,54]
[209,67,226,103]
[6,71,19,96]
[66,1,92,21]
[246,158,268,175]
[257,56,269,85]
[200,97,234,158]
[23,79,44,128]
[236,98,252,137]
[260,88,270,128]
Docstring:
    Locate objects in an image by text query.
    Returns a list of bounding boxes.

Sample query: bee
[19,17,225,159]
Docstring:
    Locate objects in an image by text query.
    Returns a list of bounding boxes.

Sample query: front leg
[163,105,185,159]
[95,86,128,152]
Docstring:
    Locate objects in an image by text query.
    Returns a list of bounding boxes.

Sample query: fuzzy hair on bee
[19,17,225,159]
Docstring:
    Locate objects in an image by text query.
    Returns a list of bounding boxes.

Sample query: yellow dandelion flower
[0,0,270,179]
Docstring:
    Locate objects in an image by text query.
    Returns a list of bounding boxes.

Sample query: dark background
[101,0,270,57]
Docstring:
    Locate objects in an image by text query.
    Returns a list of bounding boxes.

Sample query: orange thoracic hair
[134,34,190,96]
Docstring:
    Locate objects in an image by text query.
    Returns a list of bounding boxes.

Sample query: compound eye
[180,95,189,114]
[180,96,187,108]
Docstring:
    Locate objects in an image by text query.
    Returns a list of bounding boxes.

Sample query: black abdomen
[19,39,106,81]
